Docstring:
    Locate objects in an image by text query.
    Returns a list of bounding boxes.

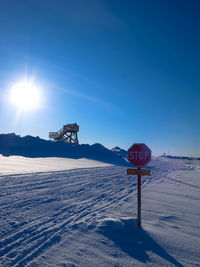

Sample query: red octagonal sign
[128,143,151,167]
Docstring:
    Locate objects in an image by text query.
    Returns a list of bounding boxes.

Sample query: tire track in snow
[0,160,178,266]
[0,168,124,265]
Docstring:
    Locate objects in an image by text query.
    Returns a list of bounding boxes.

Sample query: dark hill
[0,133,130,166]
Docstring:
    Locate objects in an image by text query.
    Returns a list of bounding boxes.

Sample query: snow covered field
[0,156,199,266]
[0,155,111,175]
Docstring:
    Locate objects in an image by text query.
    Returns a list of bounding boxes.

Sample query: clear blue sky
[0,0,199,156]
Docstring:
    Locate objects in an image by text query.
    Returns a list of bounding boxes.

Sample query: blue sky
[0,0,199,156]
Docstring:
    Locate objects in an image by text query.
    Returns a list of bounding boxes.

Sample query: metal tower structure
[49,123,79,145]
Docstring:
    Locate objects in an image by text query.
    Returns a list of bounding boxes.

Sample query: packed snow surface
[0,156,199,266]
[0,155,111,175]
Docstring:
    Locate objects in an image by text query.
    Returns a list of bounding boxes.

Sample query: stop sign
[128,143,151,167]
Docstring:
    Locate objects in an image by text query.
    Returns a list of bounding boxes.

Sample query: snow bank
[111,146,128,159]
[0,133,129,166]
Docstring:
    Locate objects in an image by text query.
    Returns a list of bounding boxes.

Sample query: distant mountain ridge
[161,155,200,160]
[0,133,130,166]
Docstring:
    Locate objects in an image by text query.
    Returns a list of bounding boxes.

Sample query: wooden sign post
[127,143,151,228]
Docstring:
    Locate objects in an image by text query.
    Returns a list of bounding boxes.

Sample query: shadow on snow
[97,218,183,267]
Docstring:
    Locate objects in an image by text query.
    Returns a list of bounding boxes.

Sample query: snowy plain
[0,155,110,175]
[0,155,199,266]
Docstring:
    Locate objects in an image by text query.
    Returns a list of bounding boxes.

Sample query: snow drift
[111,146,128,159]
[0,134,130,166]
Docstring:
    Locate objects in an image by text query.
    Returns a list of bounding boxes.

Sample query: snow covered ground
[0,156,199,266]
[0,155,111,175]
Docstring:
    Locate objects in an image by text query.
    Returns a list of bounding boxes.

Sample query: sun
[10,81,41,110]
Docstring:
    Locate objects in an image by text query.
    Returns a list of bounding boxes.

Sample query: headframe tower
[49,123,79,145]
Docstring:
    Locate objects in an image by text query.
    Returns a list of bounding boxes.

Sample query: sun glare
[10,81,41,110]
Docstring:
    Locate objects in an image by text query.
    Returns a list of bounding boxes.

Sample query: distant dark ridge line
[161,155,200,160]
